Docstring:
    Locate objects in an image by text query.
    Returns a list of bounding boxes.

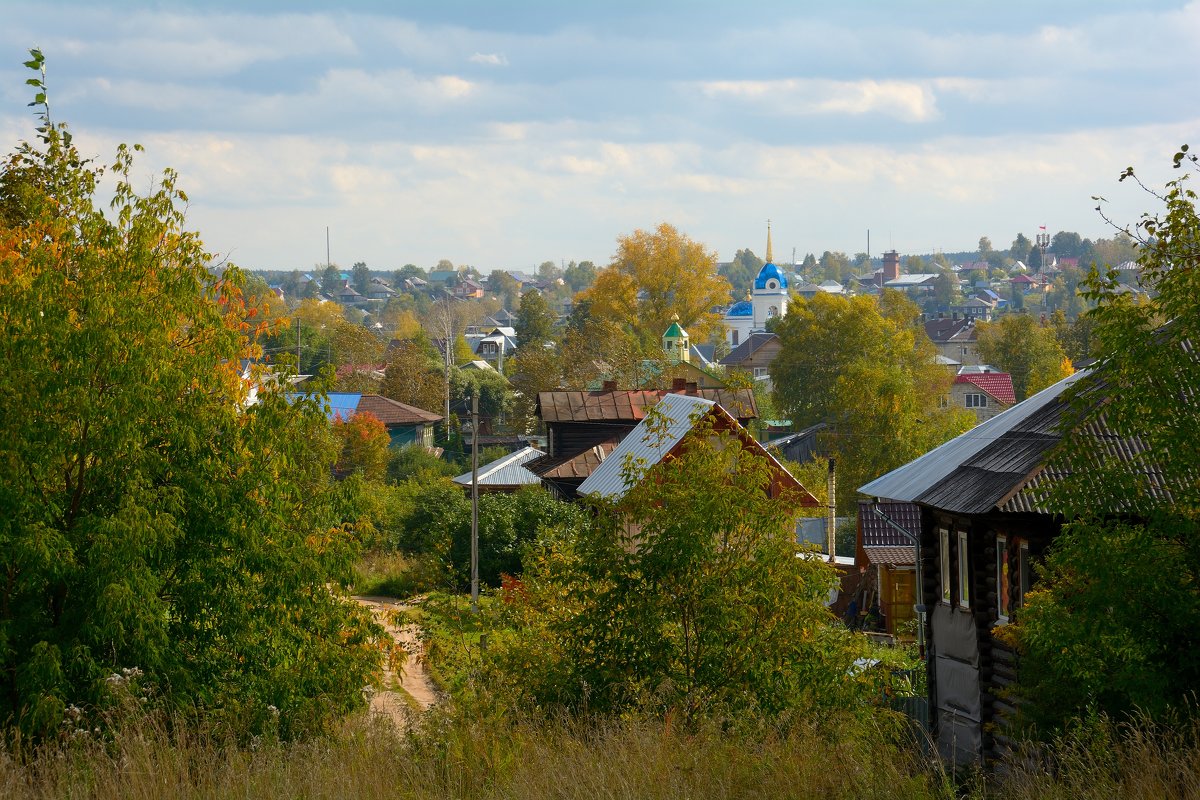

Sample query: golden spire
[766,219,773,263]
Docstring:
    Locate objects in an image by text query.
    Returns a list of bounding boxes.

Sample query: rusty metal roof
[536,388,757,424]
[355,394,443,425]
[529,440,619,480]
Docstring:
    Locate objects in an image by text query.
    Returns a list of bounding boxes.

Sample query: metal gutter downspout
[870,503,926,659]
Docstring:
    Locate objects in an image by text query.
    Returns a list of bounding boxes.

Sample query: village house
[950,370,1015,422]
[321,392,443,448]
[529,384,757,499]
[924,314,980,366]
[857,369,1149,768]
[576,393,817,510]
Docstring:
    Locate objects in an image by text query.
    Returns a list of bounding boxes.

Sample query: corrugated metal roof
[578,394,715,500]
[323,392,362,422]
[530,441,619,480]
[453,446,546,488]
[858,371,1089,505]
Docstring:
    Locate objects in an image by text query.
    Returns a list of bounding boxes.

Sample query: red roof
[954,373,1016,405]
[1009,274,1035,284]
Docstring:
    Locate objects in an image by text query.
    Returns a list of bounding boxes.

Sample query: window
[1014,541,1032,610]
[753,367,768,378]
[957,530,970,609]
[767,280,777,290]
[767,305,778,317]
[939,529,951,604]
[966,393,988,408]
[731,330,739,346]
[939,395,950,409]
[996,536,1010,623]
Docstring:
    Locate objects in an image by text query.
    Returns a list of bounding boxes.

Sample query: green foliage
[999,517,1200,734]
[488,420,874,720]
[0,60,378,739]
[393,480,582,589]
[720,247,764,300]
[1008,147,1200,734]
[451,366,511,422]
[771,292,973,511]
[976,314,1073,402]
[514,289,555,351]
[387,443,457,484]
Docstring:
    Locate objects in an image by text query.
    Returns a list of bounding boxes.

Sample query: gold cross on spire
[766,219,773,263]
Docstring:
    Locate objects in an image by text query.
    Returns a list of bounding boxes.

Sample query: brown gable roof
[719,332,779,367]
[536,388,757,424]
[529,440,619,480]
[356,395,443,426]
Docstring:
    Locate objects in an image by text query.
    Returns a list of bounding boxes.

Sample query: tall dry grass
[0,709,950,800]
[994,713,1200,800]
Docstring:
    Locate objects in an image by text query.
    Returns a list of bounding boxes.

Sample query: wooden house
[321,392,443,448]
[530,384,757,498]
[577,393,817,510]
[858,371,1096,768]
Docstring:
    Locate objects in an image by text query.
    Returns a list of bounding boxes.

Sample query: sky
[1,1,1197,272]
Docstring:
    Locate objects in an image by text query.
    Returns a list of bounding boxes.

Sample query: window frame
[939,528,951,605]
[957,529,971,610]
[996,535,1010,623]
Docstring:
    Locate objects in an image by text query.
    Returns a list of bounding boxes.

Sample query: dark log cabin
[530,382,757,498]
[859,371,1098,768]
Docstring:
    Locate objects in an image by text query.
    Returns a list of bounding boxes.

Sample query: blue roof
[324,392,362,421]
[726,300,753,317]
[754,262,788,290]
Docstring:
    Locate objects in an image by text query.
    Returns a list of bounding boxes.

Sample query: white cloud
[699,78,941,123]
[469,52,508,66]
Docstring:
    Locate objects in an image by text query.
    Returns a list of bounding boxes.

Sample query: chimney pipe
[671,377,687,392]
[602,379,617,392]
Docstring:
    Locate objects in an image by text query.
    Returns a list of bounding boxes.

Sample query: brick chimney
[882,250,901,284]
[602,379,617,392]
[671,377,687,392]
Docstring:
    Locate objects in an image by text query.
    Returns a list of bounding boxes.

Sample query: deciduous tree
[772,292,973,509]
[0,56,377,738]
[975,314,1072,402]
[577,223,729,347]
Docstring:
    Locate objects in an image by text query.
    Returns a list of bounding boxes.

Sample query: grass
[403,591,498,696]
[350,551,442,598]
[0,710,955,800]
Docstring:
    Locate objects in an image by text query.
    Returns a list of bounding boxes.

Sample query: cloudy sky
[2,1,1197,271]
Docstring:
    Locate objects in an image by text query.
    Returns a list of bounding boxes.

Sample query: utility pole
[295,318,301,370]
[470,391,480,615]
[826,459,837,562]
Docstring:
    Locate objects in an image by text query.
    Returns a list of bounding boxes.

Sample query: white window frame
[939,528,951,604]
[957,530,971,610]
[752,366,768,378]
[996,535,1009,624]
[966,393,988,408]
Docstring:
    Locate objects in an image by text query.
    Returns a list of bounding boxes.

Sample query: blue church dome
[754,262,788,291]
[726,300,753,317]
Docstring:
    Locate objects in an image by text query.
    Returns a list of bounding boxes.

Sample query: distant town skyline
[2,1,1196,270]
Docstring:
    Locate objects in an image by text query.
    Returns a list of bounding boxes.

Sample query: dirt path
[354,595,441,729]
